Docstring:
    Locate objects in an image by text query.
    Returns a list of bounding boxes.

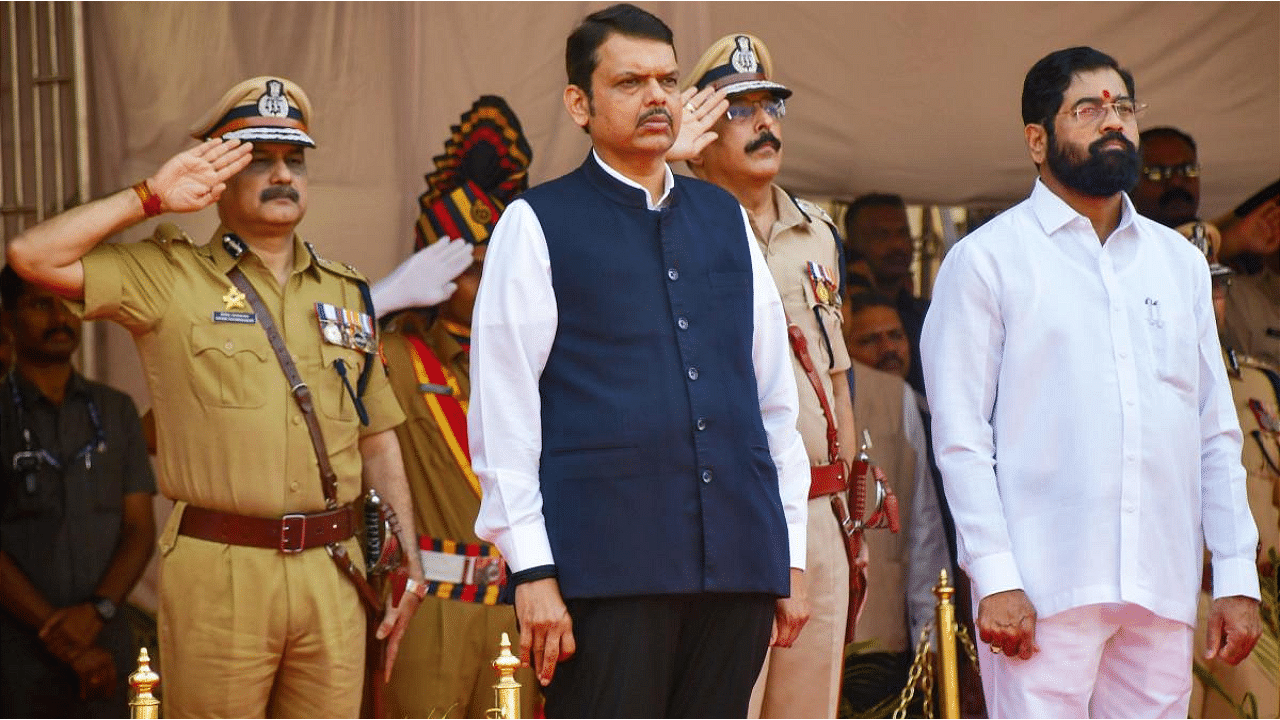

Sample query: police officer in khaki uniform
[6,76,425,717]
[681,34,857,719]
[376,96,539,719]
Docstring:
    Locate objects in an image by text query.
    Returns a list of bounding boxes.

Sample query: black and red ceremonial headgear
[415,96,533,250]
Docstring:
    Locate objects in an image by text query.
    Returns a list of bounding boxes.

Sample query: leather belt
[808,462,848,499]
[179,504,355,553]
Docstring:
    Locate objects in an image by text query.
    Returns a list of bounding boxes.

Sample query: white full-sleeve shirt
[470,150,810,576]
[921,178,1259,627]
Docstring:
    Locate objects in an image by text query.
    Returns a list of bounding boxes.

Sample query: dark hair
[0,265,27,311]
[1139,126,1197,154]
[1022,47,1135,127]
[845,291,900,317]
[843,193,906,240]
[565,3,673,99]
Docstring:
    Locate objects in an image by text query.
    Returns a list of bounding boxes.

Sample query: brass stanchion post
[129,647,160,720]
[934,569,960,719]
[487,632,522,719]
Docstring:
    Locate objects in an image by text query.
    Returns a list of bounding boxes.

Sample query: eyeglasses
[1140,163,1200,182]
[725,97,786,122]
[1058,99,1147,125]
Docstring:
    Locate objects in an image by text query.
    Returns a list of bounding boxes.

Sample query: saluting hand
[514,577,576,686]
[666,86,729,162]
[146,137,254,214]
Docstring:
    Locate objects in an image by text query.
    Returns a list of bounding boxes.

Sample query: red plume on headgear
[415,96,533,250]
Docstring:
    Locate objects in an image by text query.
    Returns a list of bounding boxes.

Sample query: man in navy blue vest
[469,4,811,716]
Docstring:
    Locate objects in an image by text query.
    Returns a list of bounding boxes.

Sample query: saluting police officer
[6,76,425,717]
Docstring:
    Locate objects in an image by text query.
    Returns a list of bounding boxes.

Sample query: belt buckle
[280,513,308,553]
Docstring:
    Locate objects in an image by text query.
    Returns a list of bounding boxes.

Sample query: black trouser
[542,592,775,718]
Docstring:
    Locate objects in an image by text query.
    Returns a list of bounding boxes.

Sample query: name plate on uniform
[212,311,258,324]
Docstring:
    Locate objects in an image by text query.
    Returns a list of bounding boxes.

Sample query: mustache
[260,185,300,203]
[746,131,781,154]
[1158,187,1196,207]
[875,353,905,371]
[1089,132,1136,156]
[637,107,672,127]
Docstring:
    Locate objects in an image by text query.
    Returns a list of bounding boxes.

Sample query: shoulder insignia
[1239,353,1280,376]
[306,241,368,282]
[148,222,194,246]
[795,197,834,225]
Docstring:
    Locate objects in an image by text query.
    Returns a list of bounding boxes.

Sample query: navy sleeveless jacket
[522,154,790,599]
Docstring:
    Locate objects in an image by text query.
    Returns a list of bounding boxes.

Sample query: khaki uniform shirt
[1223,266,1279,367]
[1190,350,1279,718]
[380,312,482,543]
[78,224,404,516]
[756,185,852,464]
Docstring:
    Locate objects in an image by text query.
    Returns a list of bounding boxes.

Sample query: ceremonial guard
[378,96,540,718]
[6,76,424,717]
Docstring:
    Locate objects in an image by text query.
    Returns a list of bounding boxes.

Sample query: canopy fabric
[81,1,1279,398]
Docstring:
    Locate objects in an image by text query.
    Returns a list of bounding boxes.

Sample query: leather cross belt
[179,504,355,553]
[808,462,848,499]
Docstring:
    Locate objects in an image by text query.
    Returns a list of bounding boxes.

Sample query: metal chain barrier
[892,570,982,719]
[893,621,935,719]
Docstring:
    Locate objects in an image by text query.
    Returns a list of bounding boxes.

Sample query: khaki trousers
[158,533,366,718]
[749,496,849,718]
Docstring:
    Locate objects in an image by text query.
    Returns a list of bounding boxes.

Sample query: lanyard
[7,372,107,492]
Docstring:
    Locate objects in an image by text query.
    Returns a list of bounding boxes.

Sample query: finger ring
[685,103,696,113]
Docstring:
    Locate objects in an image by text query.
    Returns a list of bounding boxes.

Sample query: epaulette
[1239,352,1280,376]
[148,222,195,246]
[305,241,368,282]
[795,196,835,226]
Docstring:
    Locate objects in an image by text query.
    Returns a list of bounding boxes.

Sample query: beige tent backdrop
[10,0,1279,408]
[2,0,1278,614]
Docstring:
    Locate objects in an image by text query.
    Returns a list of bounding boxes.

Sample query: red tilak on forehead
[1102,89,1111,100]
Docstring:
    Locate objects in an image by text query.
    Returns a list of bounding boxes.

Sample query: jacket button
[696,417,707,431]
[677,316,689,330]
[687,367,699,381]
[667,268,679,281]
[701,469,713,483]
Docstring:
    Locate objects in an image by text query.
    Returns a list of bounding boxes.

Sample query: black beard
[1046,131,1140,198]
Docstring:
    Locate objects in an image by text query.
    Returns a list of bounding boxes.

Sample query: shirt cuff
[1211,557,1262,601]
[966,551,1023,601]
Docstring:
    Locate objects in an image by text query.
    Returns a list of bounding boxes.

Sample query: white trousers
[978,601,1194,719]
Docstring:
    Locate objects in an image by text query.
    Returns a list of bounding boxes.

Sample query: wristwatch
[89,595,117,622]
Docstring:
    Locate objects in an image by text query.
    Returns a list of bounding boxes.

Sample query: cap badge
[730,36,759,73]
[258,79,290,119]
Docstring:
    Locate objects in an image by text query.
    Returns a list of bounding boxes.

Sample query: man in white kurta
[921,46,1261,718]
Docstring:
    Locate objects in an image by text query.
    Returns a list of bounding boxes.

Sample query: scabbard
[827,493,867,644]
[362,614,387,719]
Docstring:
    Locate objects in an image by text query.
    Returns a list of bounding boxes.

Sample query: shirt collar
[1029,177,1137,238]
[10,368,89,407]
[203,226,318,279]
[772,184,808,233]
[591,149,675,210]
